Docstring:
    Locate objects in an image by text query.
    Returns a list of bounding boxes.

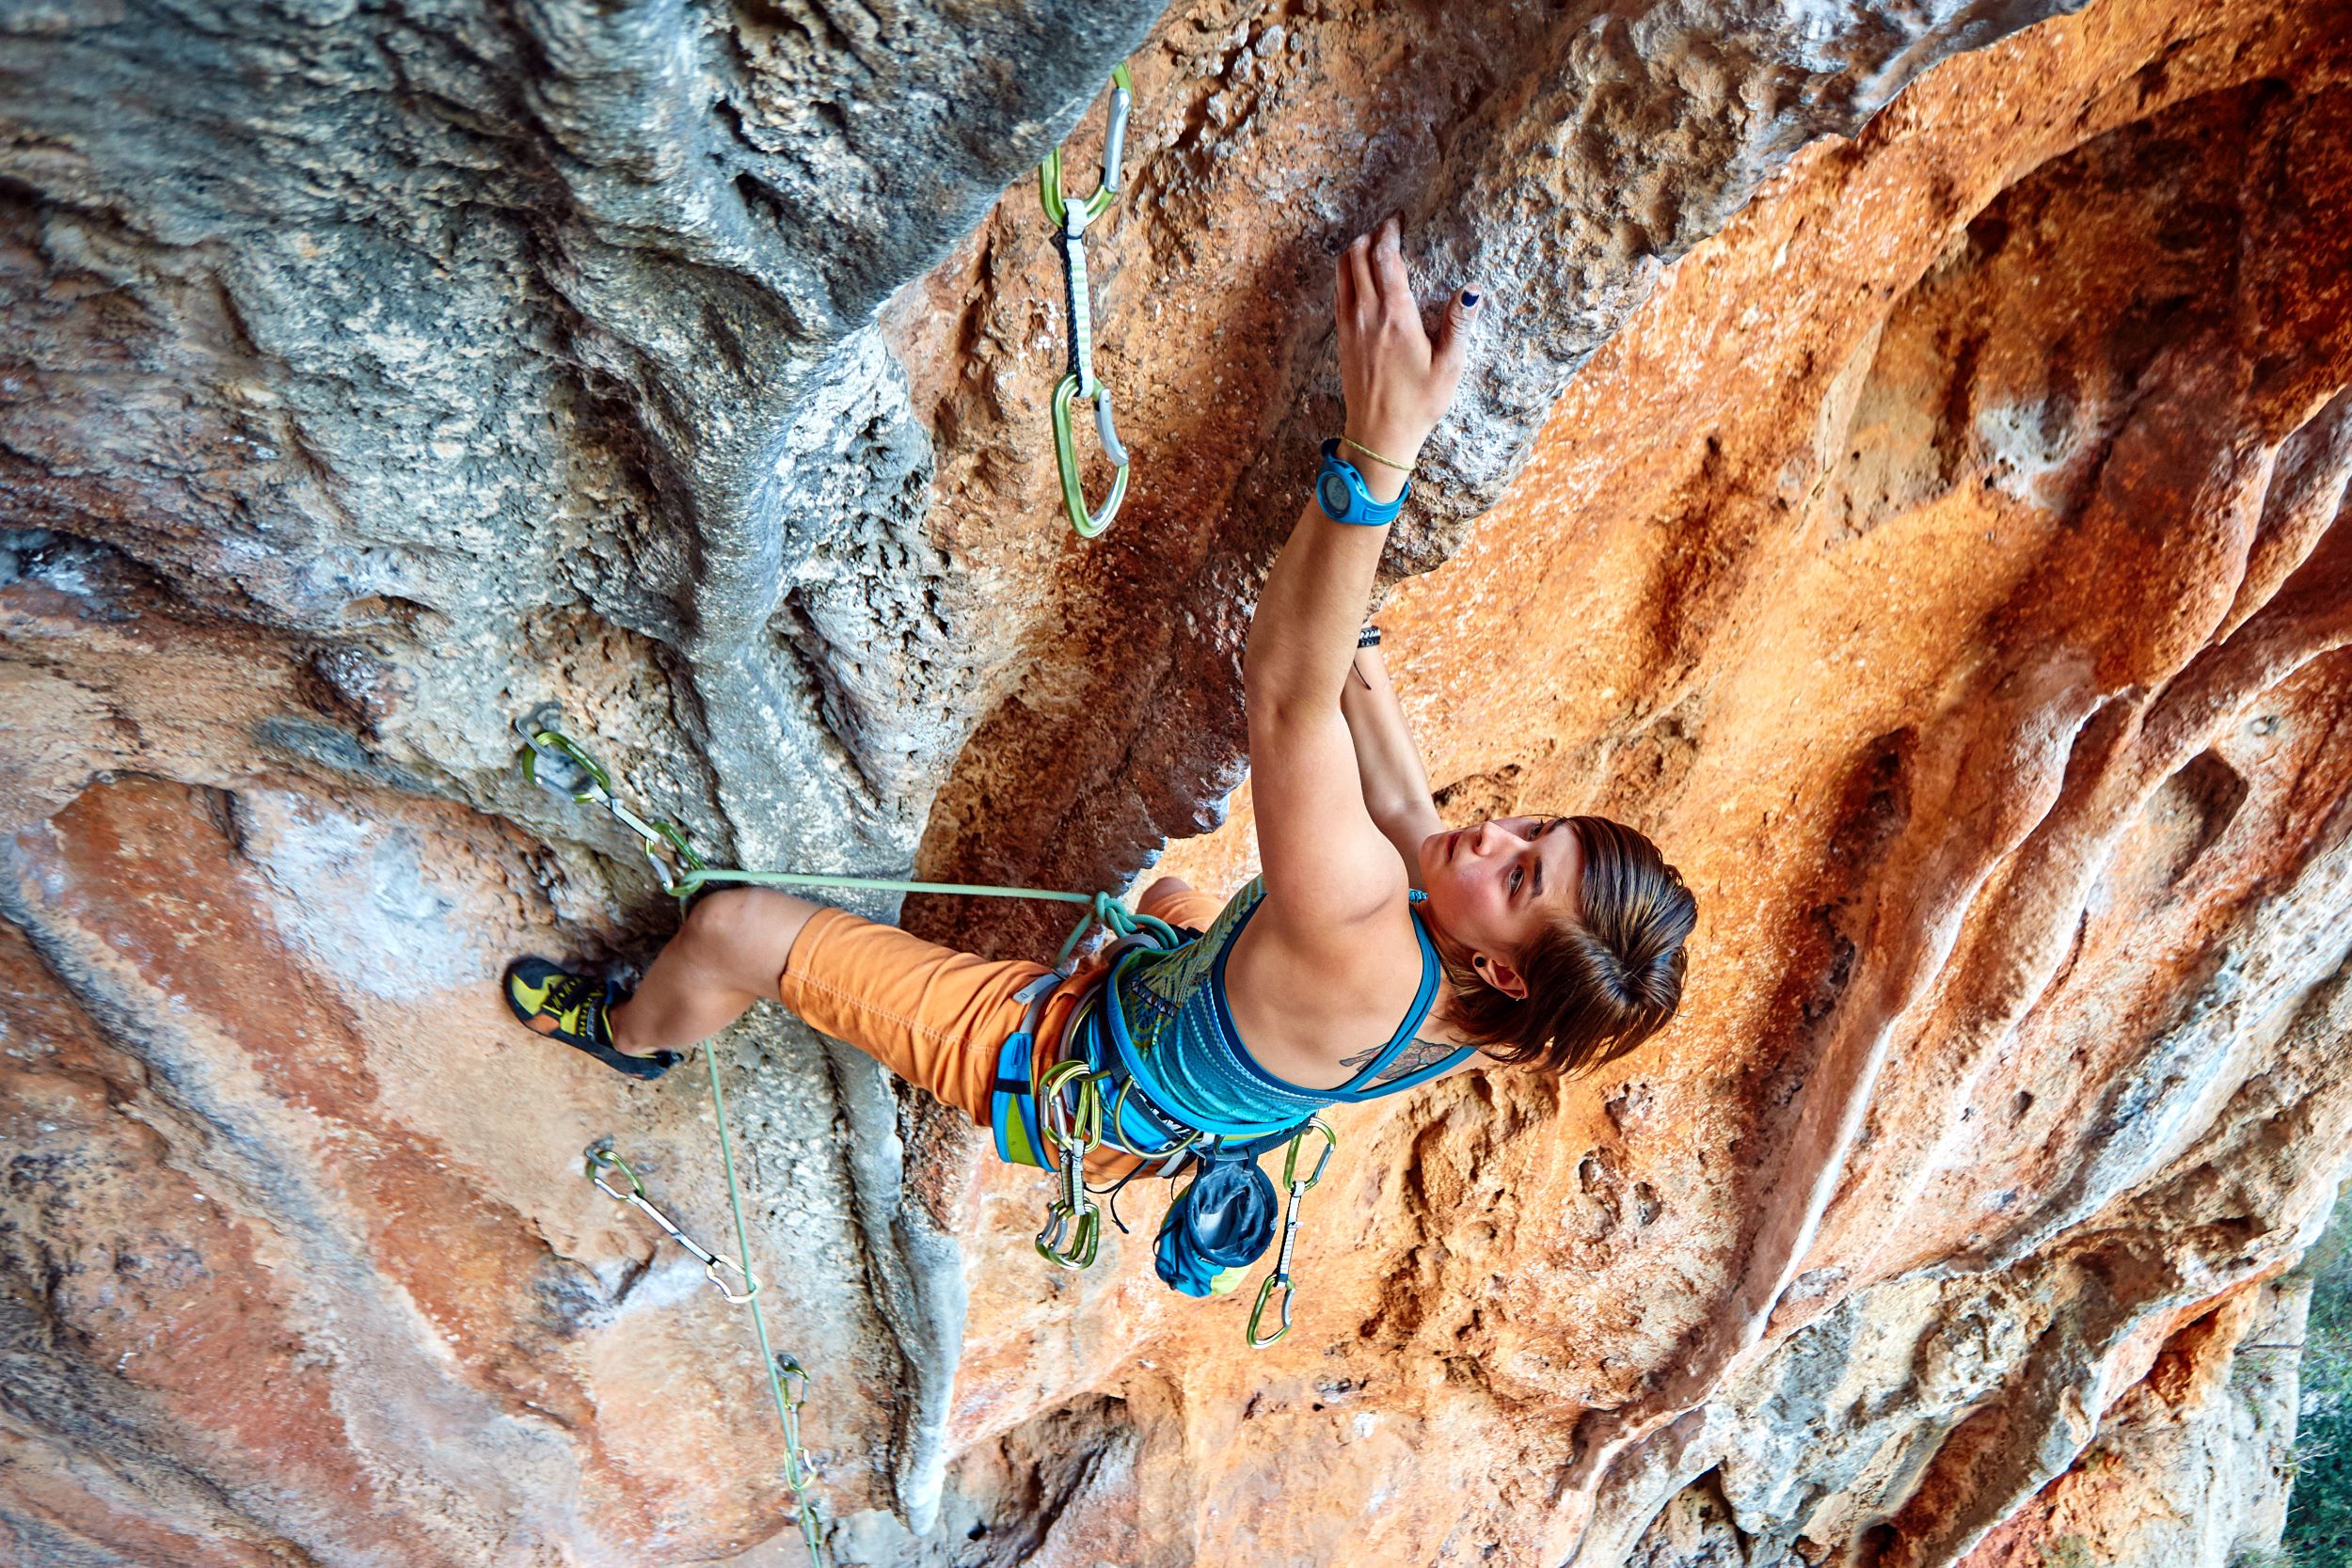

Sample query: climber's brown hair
[1442,815,1697,1075]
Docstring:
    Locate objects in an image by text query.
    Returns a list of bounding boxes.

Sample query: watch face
[1318,472,1352,518]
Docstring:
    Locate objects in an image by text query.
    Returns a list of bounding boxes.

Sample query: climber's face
[1416,816,1583,1000]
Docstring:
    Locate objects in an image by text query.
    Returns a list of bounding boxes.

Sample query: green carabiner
[516,703,613,802]
[1247,1119,1337,1349]
[1050,373,1129,538]
[1036,1196,1102,1272]
[516,705,708,891]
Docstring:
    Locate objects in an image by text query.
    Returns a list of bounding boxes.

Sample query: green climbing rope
[515,703,1184,1561]
[675,869,1168,970]
[706,1044,826,1566]
[515,704,1175,967]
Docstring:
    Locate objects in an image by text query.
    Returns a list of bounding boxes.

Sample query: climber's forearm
[1243,494,1395,721]
[1248,216,1464,724]
[1239,216,1479,931]
[1340,641,1443,864]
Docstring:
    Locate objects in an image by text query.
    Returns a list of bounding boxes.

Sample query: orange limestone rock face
[1,0,2347,1563]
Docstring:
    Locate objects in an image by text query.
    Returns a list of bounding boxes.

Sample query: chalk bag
[1153,1152,1279,1298]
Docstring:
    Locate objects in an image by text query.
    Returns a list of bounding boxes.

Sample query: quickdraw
[1034,1059,1108,1269]
[1246,1119,1337,1349]
[585,1142,755,1303]
[582,1121,822,1564]
[1040,64,1135,538]
[515,705,1172,969]
[517,703,706,885]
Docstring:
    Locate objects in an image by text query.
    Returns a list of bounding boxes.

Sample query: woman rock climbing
[505,214,1697,1282]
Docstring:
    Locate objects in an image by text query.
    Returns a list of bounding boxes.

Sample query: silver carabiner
[1247,1120,1336,1349]
[1039,64,1134,234]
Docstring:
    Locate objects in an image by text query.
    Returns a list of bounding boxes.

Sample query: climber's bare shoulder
[1225,879,1428,1092]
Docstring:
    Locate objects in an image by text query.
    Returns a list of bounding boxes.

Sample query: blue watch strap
[1314,438,1408,526]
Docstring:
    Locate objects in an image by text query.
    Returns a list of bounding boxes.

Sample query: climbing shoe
[502,958,678,1081]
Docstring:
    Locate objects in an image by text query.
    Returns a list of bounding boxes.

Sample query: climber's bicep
[1248,694,1408,939]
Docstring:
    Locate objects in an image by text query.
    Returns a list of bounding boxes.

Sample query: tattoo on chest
[1342,1037,1457,1085]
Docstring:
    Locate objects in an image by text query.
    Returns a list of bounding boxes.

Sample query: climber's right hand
[1334,214,1479,497]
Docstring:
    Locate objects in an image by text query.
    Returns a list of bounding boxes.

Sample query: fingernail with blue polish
[1461,289,1481,307]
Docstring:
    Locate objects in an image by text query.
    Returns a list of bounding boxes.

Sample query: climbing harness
[584,1142,754,1303]
[1247,1119,1337,1348]
[1040,64,1134,538]
[989,972,1060,1171]
[516,705,1333,1352]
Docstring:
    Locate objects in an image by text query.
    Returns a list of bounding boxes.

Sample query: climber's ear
[1475,950,1529,1002]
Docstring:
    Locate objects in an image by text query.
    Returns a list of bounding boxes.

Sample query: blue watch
[1313,439,1408,526]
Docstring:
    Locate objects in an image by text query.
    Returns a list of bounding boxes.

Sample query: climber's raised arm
[1244,215,1476,942]
[1340,637,1445,882]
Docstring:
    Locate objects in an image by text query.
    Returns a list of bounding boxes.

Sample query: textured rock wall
[2,0,2348,1565]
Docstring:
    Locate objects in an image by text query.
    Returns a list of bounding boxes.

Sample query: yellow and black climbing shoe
[503,958,678,1081]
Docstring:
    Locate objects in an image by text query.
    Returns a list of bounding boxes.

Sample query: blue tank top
[1080,877,1477,1147]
